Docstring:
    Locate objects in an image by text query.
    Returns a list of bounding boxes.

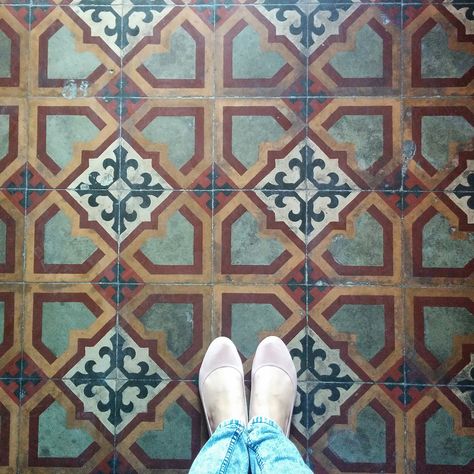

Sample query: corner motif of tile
[215,6,306,97]
[308,384,405,473]
[29,6,120,97]
[404,386,474,473]
[214,284,306,375]
[120,285,212,380]
[120,192,212,284]
[24,191,118,283]
[405,287,473,386]
[309,286,403,384]
[308,97,402,190]
[403,98,474,193]
[215,99,305,189]
[122,99,212,189]
[308,4,401,96]
[0,191,24,282]
[123,7,215,97]
[403,192,473,285]
[28,98,119,189]
[308,192,402,286]
[23,283,116,379]
[19,380,113,472]
[402,4,474,97]
[0,7,28,97]
[213,191,305,284]
[116,381,206,471]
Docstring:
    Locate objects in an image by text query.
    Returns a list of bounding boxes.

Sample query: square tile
[122,6,215,98]
[403,191,473,286]
[215,5,307,97]
[308,4,402,97]
[24,190,119,282]
[402,4,474,97]
[119,285,213,379]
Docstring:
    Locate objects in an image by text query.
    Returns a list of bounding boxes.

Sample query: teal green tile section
[0,30,11,78]
[329,25,383,79]
[421,116,473,170]
[422,214,474,268]
[232,116,285,169]
[38,401,94,457]
[142,116,195,170]
[233,26,286,79]
[48,26,102,79]
[328,406,386,464]
[0,301,4,345]
[426,407,474,465]
[42,302,96,357]
[0,115,9,159]
[136,403,192,459]
[424,306,474,365]
[141,303,193,358]
[144,27,195,80]
[327,115,384,171]
[232,303,285,358]
[421,24,474,79]
[0,218,6,265]
[231,212,285,266]
[328,212,384,266]
[46,115,100,170]
[44,210,97,265]
[329,304,385,361]
[140,211,194,266]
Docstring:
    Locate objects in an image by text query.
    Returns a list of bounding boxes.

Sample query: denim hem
[247,416,283,433]
[214,418,246,432]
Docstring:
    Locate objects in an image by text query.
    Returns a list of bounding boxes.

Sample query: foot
[249,337,297,436]
[199,337,248,434]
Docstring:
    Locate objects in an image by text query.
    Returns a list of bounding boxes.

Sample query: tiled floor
[0,0,473,472]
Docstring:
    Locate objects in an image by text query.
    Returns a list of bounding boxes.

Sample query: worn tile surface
[0,0,473,472]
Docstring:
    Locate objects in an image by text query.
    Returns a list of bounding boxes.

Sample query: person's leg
[247,416,311,473]
[248,337,311,473]
[191,337,249,473]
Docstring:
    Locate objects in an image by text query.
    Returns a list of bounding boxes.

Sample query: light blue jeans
[190,416,312,473]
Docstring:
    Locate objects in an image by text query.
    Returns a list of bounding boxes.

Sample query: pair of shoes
[199,336,297,436]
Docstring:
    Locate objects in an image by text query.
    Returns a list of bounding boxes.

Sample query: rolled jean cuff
[214,418,246,433]
[248,416,283,433]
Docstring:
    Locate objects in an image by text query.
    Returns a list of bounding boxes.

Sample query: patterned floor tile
[0,377,19,473]
[24,190,119,282]
[119,285,212,379]
[307,383,405,473]
[308,4,401,97]
[402,4,473,97]
[215,5,306,97]
[19,379,114,472]
[405,287,473,386]
[0,284,22,379]
[308,192,403,286]
[122,99,213,190]
[0,190,24,282]
[28,5,121,98]
[0,6,28,98]
[214,284,306,375]
[116,381,206,471]
[308,286,403,383]
[403,98,473,192]
[403,191,473,286]
[213,191,306,285]
[28,98,119,189]
[308,97,402,190]
[120,191,212,284]
[405,385,474,473]
[215,99,306,188]
[122,6,215,98]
